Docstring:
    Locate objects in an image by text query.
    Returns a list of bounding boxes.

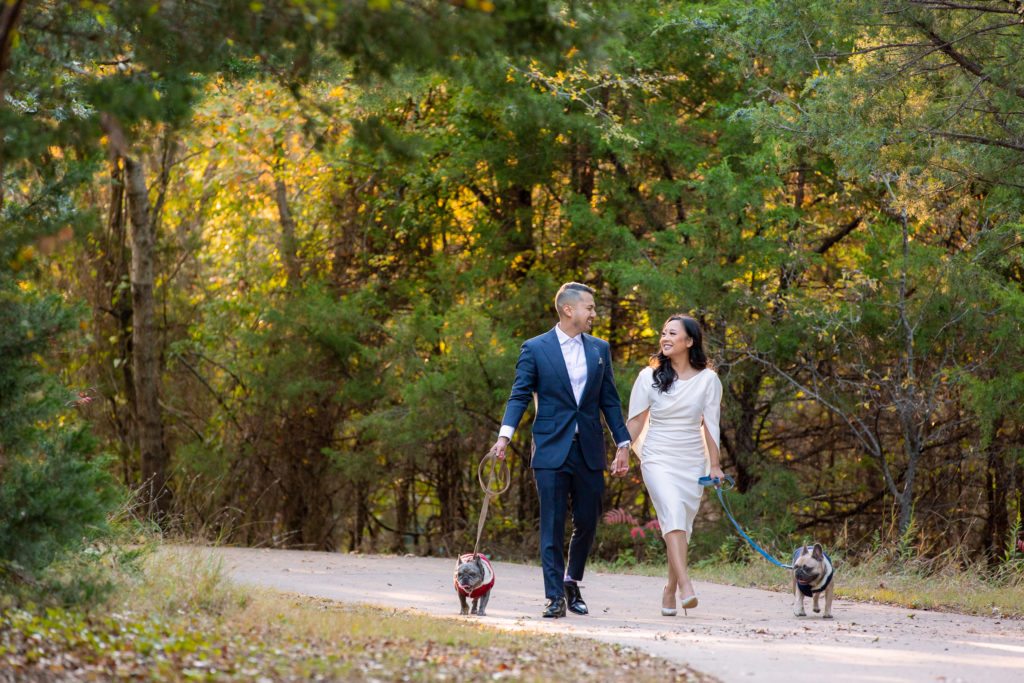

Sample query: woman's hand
[708,464,725,485]
[610,447,630,477]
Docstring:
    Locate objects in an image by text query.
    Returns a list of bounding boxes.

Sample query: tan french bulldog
[792,543,834,619]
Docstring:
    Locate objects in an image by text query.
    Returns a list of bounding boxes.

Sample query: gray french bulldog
[453,553,494,616]
[792,543,835,619]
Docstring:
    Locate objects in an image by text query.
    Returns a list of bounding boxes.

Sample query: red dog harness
[454,554,495,599]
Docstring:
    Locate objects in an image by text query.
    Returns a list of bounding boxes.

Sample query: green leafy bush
[0,431,117,570]
[0,288,124,604]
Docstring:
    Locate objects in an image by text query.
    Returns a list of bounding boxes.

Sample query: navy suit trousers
[533,439,605,601]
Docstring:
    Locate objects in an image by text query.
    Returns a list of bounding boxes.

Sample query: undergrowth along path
[204,546,1023,683]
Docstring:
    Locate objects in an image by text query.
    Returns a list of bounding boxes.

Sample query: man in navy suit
[490,282,631,618]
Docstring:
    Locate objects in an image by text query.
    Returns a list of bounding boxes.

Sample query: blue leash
[698,474,793,570]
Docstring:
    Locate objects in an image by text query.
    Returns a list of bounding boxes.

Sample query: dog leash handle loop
[697,474,736,491]
[472,452,510,557]
[478,453,511,496]
[700,474,793,570]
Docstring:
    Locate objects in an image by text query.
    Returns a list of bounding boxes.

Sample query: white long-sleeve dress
[628,366,723,537]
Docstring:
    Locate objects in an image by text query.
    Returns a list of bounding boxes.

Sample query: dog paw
[794,610,806,617]
[813,606,820,613]
[822,614,834,619]
[460,608,469,615]
[477,611,486,617]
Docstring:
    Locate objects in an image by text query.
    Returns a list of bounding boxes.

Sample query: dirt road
[205,547,1022,683]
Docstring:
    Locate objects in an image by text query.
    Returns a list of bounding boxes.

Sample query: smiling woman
[622,314,724,617]
[651,315,709,392]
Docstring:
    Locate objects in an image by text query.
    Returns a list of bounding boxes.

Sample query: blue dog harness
[793,547,833,597]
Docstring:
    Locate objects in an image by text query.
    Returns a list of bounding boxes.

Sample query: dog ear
[458,555,464,566]
[799,545,810,556]
[811,543,824,560]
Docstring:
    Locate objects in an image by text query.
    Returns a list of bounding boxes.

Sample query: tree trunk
[896,420,920,540]
[894,211,916,540]
[331,179,366,293]
[0,0,28,211]
[352,488,367,551]
[124,156,171,521]
[1015,460,1023,549]
[606,281,626,359]
[104,162,138,484]
[392,463,412,552]
[436,441,458,539]
[724,369,763,493]
[506,185,535,281]
[572,139,594,202]
[982,444,1009,563]
[273,175,302,287]
[896,487,914,542]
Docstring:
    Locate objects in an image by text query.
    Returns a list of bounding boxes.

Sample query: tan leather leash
[472,452,511,557]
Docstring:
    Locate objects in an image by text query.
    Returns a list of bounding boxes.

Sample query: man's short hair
[555,282,595,314]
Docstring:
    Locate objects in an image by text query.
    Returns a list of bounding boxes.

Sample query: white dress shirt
[500,325,629,449]
[554,324,588,405]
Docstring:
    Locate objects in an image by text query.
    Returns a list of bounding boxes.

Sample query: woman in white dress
[613,315,724,616]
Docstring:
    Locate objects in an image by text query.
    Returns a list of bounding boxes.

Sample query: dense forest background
[3,1,1023,581]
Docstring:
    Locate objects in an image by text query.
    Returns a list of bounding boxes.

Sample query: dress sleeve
[702,371,723,452]
[628,367,653,459]
[627,367,652,420]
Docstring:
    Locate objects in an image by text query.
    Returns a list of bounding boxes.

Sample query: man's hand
[490,436,510,460]
[610,446,630,477]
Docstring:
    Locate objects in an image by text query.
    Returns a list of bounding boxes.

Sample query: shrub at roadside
[0,287,125,604]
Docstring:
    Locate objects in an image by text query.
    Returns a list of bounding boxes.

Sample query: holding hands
[610,446,630,477]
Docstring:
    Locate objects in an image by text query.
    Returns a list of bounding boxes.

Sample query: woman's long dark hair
[650,315,708,393]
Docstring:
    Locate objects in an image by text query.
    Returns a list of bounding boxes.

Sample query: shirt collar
[554,324,582,346]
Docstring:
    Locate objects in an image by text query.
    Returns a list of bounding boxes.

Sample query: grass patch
[592,549,1024,619]
[0,547,714,681]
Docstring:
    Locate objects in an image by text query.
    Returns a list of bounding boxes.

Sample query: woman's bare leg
[665,530,696,603]
[661,530,678,610]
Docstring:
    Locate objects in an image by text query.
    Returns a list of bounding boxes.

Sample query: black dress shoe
[542,596,567,618]
[563,582,589,615]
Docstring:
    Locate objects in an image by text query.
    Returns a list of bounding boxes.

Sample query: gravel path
[204,546,1023,683]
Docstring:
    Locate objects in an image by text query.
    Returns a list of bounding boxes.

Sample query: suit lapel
[540,329,575,400]
[580,334,600,401]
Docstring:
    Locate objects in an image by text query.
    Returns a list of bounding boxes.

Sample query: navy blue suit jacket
[500,328,630,470]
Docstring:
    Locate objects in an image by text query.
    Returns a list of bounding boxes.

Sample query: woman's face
[660,319,692,360]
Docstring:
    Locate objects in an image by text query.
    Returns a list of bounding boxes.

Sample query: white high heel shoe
[661,586,677,616]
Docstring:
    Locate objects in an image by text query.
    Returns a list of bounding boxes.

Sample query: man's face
[565,292,596,334]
